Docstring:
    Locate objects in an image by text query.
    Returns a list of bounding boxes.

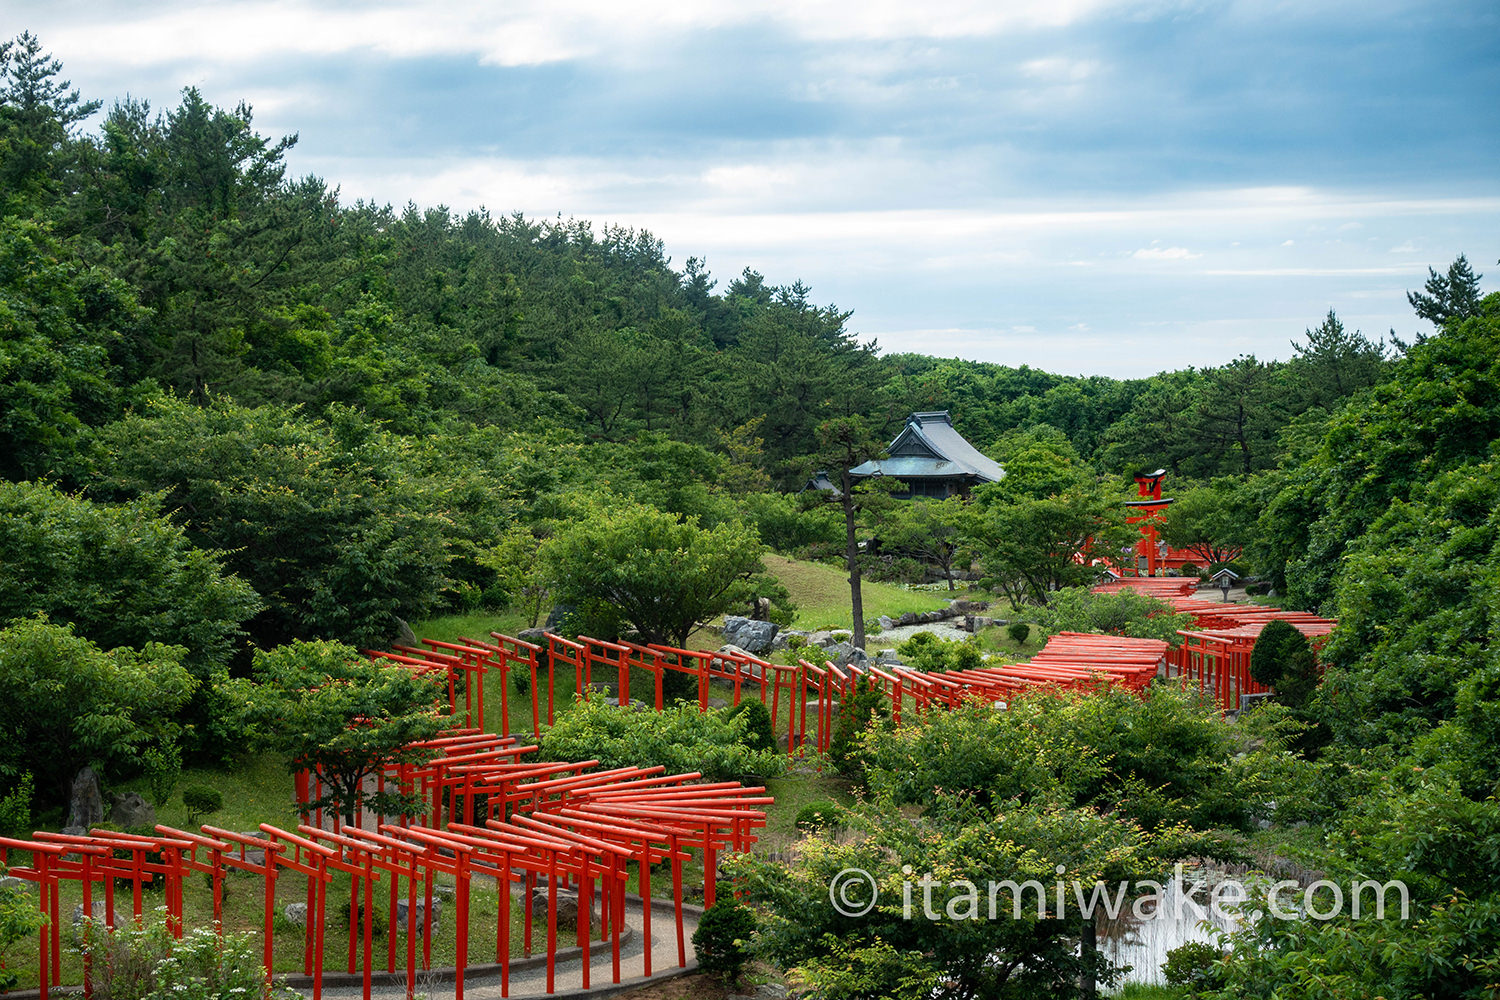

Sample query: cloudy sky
[15,0,1499,375]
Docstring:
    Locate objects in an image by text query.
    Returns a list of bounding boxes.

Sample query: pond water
[1098,869,1239,986]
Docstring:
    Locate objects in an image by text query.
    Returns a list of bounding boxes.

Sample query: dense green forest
[4,31,1500,997]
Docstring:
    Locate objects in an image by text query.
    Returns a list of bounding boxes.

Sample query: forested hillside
[3,31,1398,494]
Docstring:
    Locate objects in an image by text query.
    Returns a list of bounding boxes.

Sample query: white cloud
[1132,245,1199,260]
[32,0,1154,74]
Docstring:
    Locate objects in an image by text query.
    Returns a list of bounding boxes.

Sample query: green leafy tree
[736,793,1167,1000]
[0,873,47,992]
[1189,355,1287,475]
[1255,274,1500,610]
[879,494,974,590]
[232,640,448,825]
[479,524,552,627]
[1287,310,1389,411]
[0,615,195,803]
[1211,773,1500,1000]
[1407,253,1483,330]
[971,484,1135,610]
[1314,460,1500,749]
[0,480,260,676]
[85,397,452,650]
[542,501,771,647]
[0,216,141,478]
[0,32,100,211]
[1160,478,1255,568]
[813,416,900,648]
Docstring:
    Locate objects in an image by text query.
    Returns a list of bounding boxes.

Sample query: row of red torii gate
[0,577,1333,1000]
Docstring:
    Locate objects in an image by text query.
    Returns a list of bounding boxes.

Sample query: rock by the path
[394,616,418,646]
[962,615,995,633]
[530,887,600,928]
[110,791,155,831]
[770,629,808,651]
[948,598,990,614]
[722,616,778,654]
[72,900,107,925]
[72,900,107,940]
[516,627,548,645]
[284,902,308,926]
[876,615,895,631]
[67,767,105,830]
[395,898,441,933]
[826,643,870,670]
[805,630,850,648]
[873,649,903,666]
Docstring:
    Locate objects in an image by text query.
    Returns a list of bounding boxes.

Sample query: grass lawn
[761,553,953,632]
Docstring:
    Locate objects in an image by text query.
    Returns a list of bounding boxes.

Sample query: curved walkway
[301,893,700,1000]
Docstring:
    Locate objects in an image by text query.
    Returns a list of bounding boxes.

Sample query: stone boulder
[876,615,895,632]
[948,598,990,615]
[67,767,105,831]
[394,616,418,646]
[72,900,108,941]
[545,605,574,631]
[283,902,308,927]
[770,629,808,651]
[722,616,778,655]
[530,887,601,928]
[873,649,904,667]
[516,627,549,645]
[826,643,870,670]
[110,791,155,831]
[395,898,441,933]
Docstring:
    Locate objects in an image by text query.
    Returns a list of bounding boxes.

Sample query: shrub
[0,870,45,991]
[1249,620,1319,708]
[722,699,776,754]
[828,682,891,778]
[1162,941,1226,995]
[794,800,844,835]
[1178,561,1201,577]
[1006,621,1031,646]
[142,744,181,809]
[1023,586,1194,645]
[338,899,388,938]
[182,786,222,826]
[542,694,785,782]
[0,773,33,838]
[78,911,300,1000]
[896,632,983,672]
[691,895,757,984]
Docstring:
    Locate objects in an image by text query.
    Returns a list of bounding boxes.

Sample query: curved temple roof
[849,411,1004,483]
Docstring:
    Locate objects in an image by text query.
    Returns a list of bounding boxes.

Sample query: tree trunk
[1080,917,1098,999]
[841,470,866,649]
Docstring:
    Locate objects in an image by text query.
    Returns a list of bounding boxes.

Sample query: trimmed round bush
[691,895,757,984]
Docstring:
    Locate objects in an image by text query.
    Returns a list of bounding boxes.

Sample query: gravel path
[302,891,699,1000]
